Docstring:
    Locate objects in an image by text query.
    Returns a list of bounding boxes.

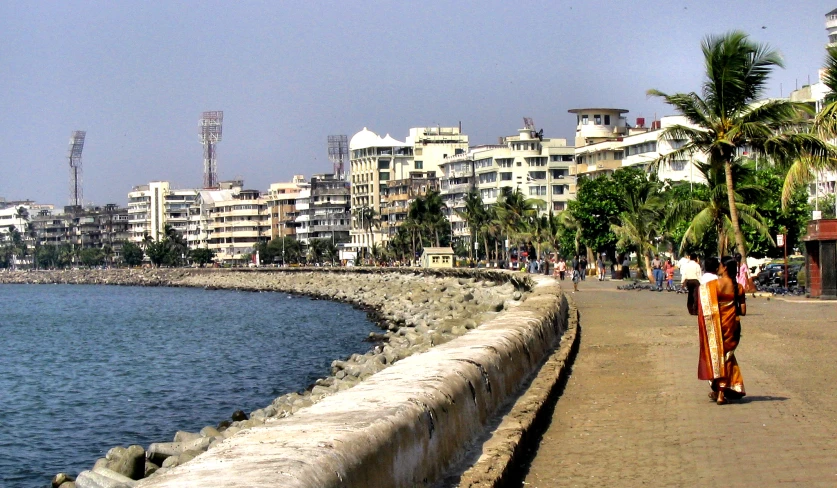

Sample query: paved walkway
[520,278,837,487]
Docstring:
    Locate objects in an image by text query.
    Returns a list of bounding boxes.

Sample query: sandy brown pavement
[520,278,837,487]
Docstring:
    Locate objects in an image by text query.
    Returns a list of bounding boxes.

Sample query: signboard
[776,234,784,246]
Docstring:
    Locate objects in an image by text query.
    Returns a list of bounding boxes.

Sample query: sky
[2,0,836,207]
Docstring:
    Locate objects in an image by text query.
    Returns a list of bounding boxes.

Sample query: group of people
[680,252,749,405]
[549,255,589,292]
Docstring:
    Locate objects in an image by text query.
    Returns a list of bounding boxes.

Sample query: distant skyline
[2,1,835,206]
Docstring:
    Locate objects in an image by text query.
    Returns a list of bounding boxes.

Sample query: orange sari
[697,278,745,397]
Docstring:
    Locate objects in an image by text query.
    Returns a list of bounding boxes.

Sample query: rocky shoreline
[0,268,530,488]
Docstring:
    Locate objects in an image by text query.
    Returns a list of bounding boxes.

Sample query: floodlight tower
[328,135,348,179]
[67,130,86,206]
[199,111,223,189]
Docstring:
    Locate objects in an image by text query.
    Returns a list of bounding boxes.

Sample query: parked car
[757,263,801,287]
[756,263,786,285]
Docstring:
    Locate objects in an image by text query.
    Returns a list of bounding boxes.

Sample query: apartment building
[206,189,270,262]
[264,175,308,240]
[570,108,705,182]
[348,126,468,250]
[294,174,350,245]
[187,188,240,250]
[127,181,197,243]
[437,126,575,244]
[380,175,440,239]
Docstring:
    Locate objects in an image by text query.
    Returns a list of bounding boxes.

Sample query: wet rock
[52,473,74,487]
[105,445,144,480]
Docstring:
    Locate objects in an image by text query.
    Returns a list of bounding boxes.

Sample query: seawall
[1,268,567,487]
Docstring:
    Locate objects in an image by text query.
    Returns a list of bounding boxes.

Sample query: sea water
[0,284,376,487]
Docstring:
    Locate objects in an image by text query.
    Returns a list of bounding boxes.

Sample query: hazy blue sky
[2,0,835,206]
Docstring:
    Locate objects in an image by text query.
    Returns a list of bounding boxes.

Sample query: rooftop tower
[199,111,223,189]
[67,130,86,206]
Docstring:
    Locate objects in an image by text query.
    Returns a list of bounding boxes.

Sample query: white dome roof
[349,127,381,150]
[379,133,406,147]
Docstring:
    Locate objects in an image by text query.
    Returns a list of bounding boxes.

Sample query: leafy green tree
[747,164,811,257]
[650,30,830,259]
[611,176,665,280]
[668,162,772,256]
[122,242,144,267]
[145,240,169,267]
[80,248,104,267]
[567,172,623,255]
[35,245,59,269]
[190,247,215,267]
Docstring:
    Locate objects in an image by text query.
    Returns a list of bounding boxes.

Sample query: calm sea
[0,284,376,488]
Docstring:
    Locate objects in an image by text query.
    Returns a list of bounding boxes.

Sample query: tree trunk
[724,159,748,260]
[643,249,654,283]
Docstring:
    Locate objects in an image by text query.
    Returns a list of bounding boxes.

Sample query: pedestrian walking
[697,256,747,405]
[557,258,566,280]
[652,254,664,289]
[579,255,588,281]
[680,253,702,315]
[571,254,581,292]
[665,258,675,290]
[621,255,631,280]
[597,253,606,281]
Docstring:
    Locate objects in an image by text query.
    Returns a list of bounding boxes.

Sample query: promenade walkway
[519,278,837,487]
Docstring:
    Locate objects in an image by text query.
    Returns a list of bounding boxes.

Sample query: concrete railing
[135,274,567,488]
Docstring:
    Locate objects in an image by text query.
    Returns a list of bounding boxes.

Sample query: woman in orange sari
[697,256,746,405]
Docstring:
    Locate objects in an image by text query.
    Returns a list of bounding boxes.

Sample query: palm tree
[669,162,773,255]
[649,30,831,260]
[782,47,837,207]
[495,187,544,266]
[610,178,665,280]
[455,190,486,261]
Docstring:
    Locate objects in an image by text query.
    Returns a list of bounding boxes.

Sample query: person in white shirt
[681,253,703,315]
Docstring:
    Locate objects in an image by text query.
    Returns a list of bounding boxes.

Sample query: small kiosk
[420,247,455,269]
[803,219,837,299]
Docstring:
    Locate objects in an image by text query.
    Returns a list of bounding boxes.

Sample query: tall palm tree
[669,162,773,255]
[782,46,837,206]
[495,187,544,266]
[649,30,830,260]
[610,178,665,280]
[455,190,486,260]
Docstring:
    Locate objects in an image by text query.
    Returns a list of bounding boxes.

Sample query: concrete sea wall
[1,269,567,488]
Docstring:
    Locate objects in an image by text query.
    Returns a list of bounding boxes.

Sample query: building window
[604,114,611,125]
[563,155,573,161]
[432,256,440,263]
[528,185,547,196]
[582,114,589,125]
[550,169,567,179]
[552,185,565,195]
[415,160,423,169]
[594,114,602,125]
[529,171,546,180]
[379,171,390,181]
[670,160,688,171]
[500,172,513,181]
[613,151,624,160]
[553,201,566,211]
[442,255,450,263]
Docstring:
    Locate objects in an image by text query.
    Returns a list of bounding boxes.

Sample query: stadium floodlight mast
[67,130,86,207]
[328,135,349,179]
[199,111,223,189]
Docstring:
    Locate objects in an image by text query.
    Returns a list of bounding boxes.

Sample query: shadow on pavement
[738,395,789,403]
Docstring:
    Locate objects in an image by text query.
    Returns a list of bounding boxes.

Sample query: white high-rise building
[348,126,468,251]
[127,181,197,243]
